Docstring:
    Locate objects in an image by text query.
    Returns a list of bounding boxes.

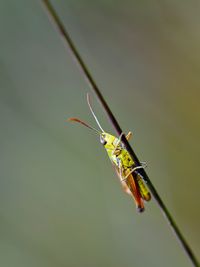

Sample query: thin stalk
[41,1,199,266]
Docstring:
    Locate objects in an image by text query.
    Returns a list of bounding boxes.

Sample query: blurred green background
[0,1,199,266]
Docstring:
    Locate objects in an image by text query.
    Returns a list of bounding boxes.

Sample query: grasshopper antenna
[68,118,100,135]
[87,93,105,132]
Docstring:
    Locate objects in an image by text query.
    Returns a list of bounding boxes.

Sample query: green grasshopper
[68,94,151,212]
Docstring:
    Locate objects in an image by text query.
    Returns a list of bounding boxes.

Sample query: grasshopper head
[100,133,116,149]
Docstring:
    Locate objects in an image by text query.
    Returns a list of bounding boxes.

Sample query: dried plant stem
[41,1,199,266]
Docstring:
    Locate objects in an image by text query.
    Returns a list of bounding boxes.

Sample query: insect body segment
[137,174,151,202]
[100,133,134,168]
[68,94,151,212]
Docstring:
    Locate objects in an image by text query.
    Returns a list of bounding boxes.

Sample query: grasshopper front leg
[126,131,132,141]
[112,131,133,156]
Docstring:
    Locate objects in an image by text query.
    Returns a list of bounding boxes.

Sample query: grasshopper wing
[113,164,144,212]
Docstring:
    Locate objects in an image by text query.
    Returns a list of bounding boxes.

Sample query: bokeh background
[0,1,200,266]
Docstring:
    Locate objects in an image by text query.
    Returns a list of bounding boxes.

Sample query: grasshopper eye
[100,135,107,145]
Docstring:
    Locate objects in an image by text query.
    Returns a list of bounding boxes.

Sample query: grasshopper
[68,94,151,212]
